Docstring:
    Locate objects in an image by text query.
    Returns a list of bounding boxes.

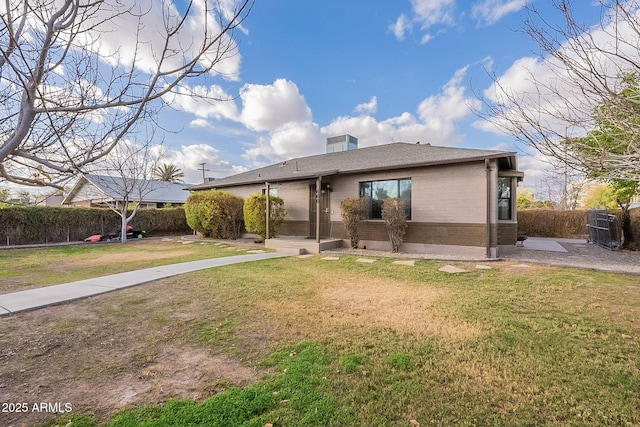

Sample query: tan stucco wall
[328,161,490,224]
[209,158,518,250]
[213,180,313,222]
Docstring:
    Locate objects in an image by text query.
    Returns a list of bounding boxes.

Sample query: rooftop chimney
[326,134,358,153]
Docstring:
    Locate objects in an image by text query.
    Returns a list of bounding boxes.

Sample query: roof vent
[326,134,358,153]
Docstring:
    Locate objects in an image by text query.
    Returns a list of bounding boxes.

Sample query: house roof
[63,174,189,204]
[189,142,518,190]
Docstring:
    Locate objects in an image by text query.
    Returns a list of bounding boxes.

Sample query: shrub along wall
[0,206,189,246]
[517,209,640,240]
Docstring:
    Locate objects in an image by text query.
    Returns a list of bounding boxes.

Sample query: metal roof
[63,174,189,204]
[189,142,517,190]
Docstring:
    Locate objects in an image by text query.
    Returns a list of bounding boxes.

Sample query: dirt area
[0,276,262,427]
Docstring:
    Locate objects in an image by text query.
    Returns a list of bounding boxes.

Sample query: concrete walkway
[0,252,289,316]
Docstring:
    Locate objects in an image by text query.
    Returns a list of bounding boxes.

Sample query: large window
[359,178,411,219]
[498,177,513,220]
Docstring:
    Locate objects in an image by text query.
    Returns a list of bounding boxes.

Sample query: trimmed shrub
[340,197,366,249]
[0,206,189,246]
[184,190,244,239]
[243,194,286,240]
[517,210,587,238]
[517,209,640,242]
[382,198,407,252]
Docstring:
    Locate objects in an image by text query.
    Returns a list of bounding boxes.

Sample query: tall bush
[243,194,286,240]
[340,197,366,249]
[184,190,244,239]
[382,198,407,252]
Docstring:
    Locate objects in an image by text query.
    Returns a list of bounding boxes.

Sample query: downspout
[316,176,322,243]
[485,159,492,259]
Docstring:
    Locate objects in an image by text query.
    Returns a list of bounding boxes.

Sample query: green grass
[35,254,640,426]
[0,240,255,292]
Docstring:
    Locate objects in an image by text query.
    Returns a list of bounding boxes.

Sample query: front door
[309,183,331,238]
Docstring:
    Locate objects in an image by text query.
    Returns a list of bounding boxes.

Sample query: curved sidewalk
[0,252,289,316]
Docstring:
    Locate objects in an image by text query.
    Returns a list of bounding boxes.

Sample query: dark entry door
[309,183,331,238]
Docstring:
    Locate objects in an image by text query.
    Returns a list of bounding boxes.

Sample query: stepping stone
[439,265,467,274]
[393,260,415,266]
[356,258,376,263]
[181,240,196,244]
[321,256,340,261]
[512,264,531,268]
[298,254,314,259]
[475,265,492,270]
[247,250,266,254]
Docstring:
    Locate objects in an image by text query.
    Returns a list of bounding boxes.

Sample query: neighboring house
[62,174,189,208]
[188,140,524,258]
[35,193,64,206]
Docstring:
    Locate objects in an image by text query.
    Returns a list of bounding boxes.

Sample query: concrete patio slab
[521,237,568,252]
[439,265,467,273]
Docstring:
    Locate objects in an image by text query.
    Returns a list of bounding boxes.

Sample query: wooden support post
[316,176,321,243]
[265,182,270,241]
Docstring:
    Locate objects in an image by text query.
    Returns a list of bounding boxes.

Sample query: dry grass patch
[0,239,255,293]
[2,254,640,426]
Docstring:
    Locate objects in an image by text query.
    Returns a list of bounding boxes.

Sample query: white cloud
[471,0,526,27]
[159,144,247,184]
[75,0,243,80]
[475,5,640,141]
[418,66,481,124]
[164,85,239,120]
[322,65,479,148]
[239,79,312,132]
[411,0,456,28]
[354,96,378,115]
[391,0,456,42]
[243,121,323,163]
[389,14,411,40]
[189,118,214,129]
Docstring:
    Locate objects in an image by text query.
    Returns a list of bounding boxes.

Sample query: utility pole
[198,163,210,183]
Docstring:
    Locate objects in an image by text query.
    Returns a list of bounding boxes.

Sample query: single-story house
[62,174,189,209]
[188,141,523,258]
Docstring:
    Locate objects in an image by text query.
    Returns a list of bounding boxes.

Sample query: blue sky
[151,0,604,193]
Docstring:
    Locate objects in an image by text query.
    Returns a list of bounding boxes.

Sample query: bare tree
[88,138,160,243]
[0,0,253,188]
[478,0,640,182]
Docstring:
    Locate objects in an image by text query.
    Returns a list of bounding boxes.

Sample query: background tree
[480,0,640,182]
[89,139,160,243]
[153,163,185,183]
[566,74,640,245]
[582,184,619,209]
[0,0,253,189]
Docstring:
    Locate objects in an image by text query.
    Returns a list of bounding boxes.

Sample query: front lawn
[0,239,258,293]
[1,251,638,426]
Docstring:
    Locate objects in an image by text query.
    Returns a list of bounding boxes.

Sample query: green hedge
[0,206,189,246]
[517,209,640,240]
[184,190,244,239]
